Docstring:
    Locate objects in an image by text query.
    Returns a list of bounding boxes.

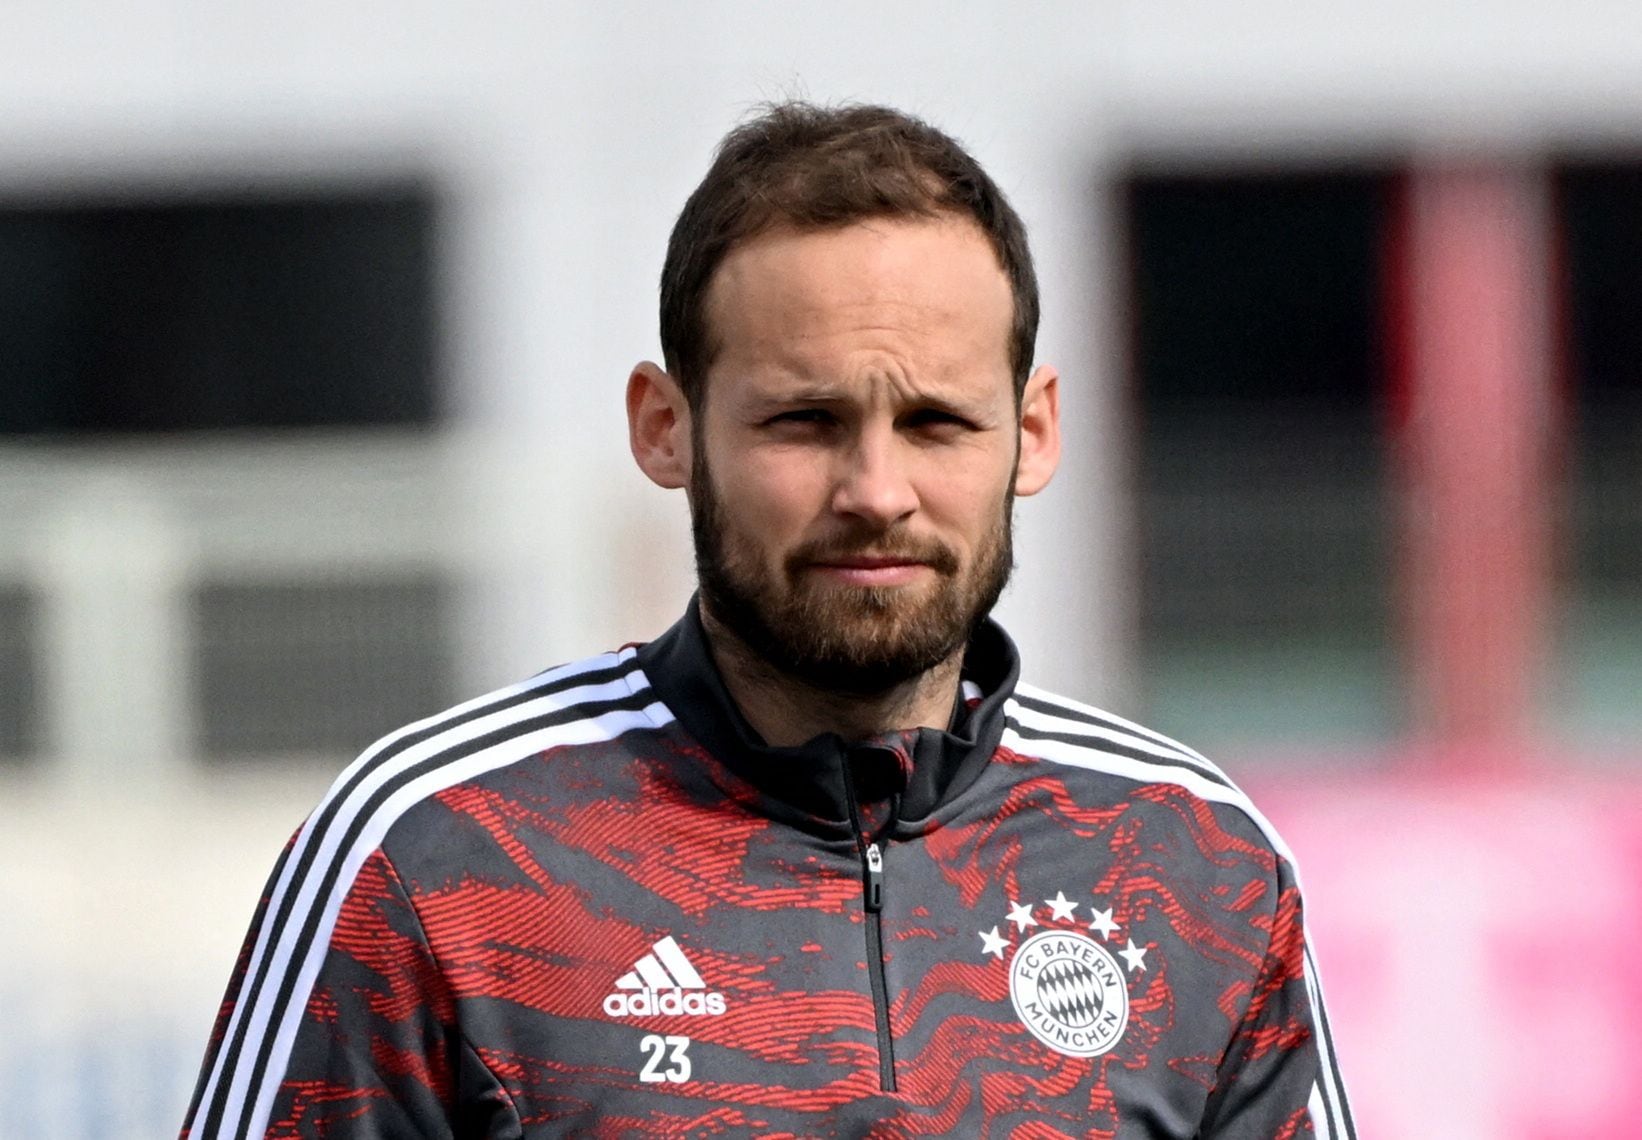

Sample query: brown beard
[690,449,1015,696]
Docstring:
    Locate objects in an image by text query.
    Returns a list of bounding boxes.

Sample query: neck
[698,604,964,748]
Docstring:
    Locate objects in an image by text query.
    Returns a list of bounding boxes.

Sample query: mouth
[798,549,946,589]
[806,561,930,588]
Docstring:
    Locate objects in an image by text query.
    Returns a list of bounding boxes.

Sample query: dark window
[192,575,453,761]
[1125,170,1398,755]
[1553,161,1642,745]
[0,584,42,760]
[0,185,440,434]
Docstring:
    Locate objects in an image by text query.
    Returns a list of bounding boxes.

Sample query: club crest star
[1088,906,1120,940]
[1006,900,1038,932]
[1046,890,1079,922]
[979,926,1009,959]
[1119,938,1148,972]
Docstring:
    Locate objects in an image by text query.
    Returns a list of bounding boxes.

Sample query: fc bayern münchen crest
[1008,929,1128,1057]
[977,891,1148,1058]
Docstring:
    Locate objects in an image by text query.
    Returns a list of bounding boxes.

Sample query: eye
[901,408,975,433]
[763,408,835,428]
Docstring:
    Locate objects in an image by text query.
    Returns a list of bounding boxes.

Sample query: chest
[408,773,1275,1136]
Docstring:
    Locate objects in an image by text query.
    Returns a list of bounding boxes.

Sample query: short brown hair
[659,101,1039,409]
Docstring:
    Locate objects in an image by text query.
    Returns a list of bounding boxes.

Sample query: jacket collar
[635,597,1019,836]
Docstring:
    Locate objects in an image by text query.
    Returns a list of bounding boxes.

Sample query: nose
[830,424,919,527]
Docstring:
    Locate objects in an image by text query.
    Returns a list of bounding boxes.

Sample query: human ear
[1013,364,1061,497]
[626,361,693,490]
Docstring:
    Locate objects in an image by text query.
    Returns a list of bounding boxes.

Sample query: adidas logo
[602,936,727,1017]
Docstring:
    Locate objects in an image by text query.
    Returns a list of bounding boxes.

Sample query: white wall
[5,2,1642,1134]
[11,0,1642,691]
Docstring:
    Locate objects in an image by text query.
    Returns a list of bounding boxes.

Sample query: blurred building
[1,3,1639,1136]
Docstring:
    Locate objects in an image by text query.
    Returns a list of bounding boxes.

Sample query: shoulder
[1001,680,1296,866]
[184,650,667,1138]
[306,646,669,860]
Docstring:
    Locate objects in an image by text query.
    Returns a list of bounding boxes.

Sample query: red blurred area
[1254,764,1642,1139]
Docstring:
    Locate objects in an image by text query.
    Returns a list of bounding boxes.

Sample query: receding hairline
[659,99,1040,408]
[693,210,1017,383]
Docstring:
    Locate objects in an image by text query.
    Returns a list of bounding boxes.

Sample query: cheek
[716,453,827,539]
[917,455,1012,529]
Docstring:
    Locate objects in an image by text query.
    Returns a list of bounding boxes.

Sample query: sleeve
[180,835,520,1139]
[1198,857,1356,1140]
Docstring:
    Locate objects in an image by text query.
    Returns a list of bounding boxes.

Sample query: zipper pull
[863,842,884,912]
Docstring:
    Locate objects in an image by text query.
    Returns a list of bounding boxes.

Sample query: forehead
[701,216,1015,393]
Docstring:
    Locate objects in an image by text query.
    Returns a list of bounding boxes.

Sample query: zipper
[857,839,896,1092]
[863,842,884,911]
[842,757,897,1092]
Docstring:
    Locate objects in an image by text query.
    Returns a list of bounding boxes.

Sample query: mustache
[786,534,961,576]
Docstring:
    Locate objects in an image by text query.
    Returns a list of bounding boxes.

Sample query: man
[183,102,1354,1138]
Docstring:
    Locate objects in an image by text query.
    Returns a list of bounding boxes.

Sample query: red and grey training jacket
[182,602,1355,1138]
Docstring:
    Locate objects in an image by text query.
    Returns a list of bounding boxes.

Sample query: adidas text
[603,989,727,1017]
[605,936,726,1017]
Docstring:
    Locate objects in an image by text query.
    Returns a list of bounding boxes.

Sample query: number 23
[638,1034,692,1083]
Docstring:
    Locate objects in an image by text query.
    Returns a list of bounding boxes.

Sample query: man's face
[687,215,1040,695]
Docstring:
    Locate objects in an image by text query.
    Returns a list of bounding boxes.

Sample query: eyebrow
[760,384,848,404]
[748,381,988,411]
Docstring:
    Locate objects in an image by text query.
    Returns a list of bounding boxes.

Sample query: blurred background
[2,2,1639,1136]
